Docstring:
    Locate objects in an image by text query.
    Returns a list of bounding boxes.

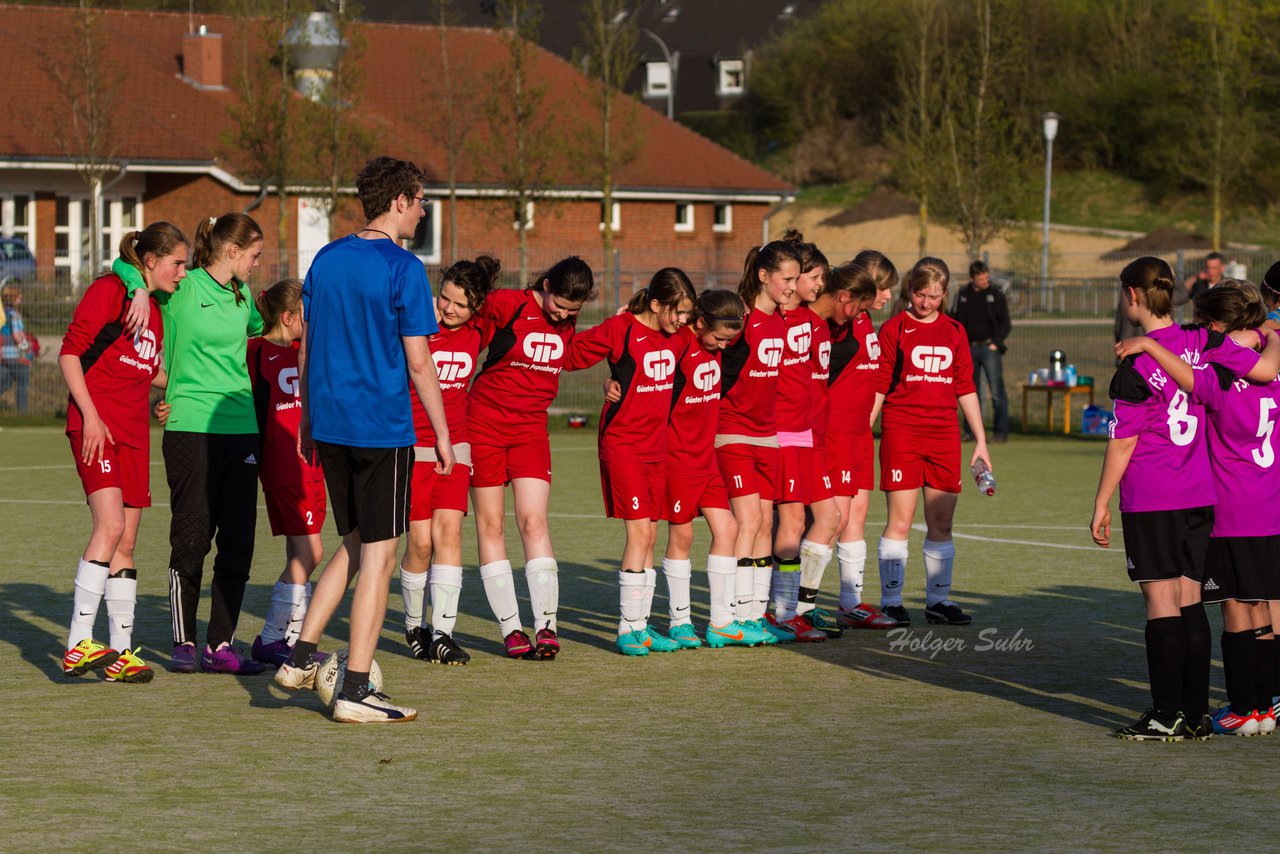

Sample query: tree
[887,0,942,256]
[577,0,642,298]
[428,0,482,261]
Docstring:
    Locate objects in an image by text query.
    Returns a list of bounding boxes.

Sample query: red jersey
[248,337,323,491]
[467,289,577,441]
[875,311,975,432]
[566,313,682,463]
[61,273,164,449]
[776,306,816,433]
[717,308,785,438]
[412,321,484,447]
[667,325,722,474]
[810,315,831,446]
[827,311,880,435]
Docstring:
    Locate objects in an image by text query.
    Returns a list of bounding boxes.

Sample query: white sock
[105,573,137,651]
[619,570,647,634]
[429,564,463,638]
[878,537,909,607]
[399,567,428,631]
[525,557,559,633]
[68,558,109,649]
[751,559,772,621]
[796,539,833,616]
[663,558,693,626]
[480,560,522,637]
[262,581,305,643]
[923,538,957,607]
[733,559,754,621]
[772,556,801,620]
[837,540,867,610]
[287,582,312,645]
[706,554,737,628]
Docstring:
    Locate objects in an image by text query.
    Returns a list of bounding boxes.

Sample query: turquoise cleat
[667,623,703,649]
[645,625,682,653]
[616,629,651,656]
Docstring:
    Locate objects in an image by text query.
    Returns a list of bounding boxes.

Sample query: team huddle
[55,156,993,724]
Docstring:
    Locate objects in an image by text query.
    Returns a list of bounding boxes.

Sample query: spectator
[1184,251,1225,303]
[1,284,31,413]
[950,260,1010,442]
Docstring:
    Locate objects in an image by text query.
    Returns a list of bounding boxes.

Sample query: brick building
[0,5,793,291]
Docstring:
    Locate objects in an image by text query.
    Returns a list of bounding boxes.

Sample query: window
[407,199,442,264]
[99,196,143,269]
[713,203,733,233]
[0,194,34,249]
[644,61,671,97]
[599,201,621,232]
[512,201,535,231]
[718,59,745,95]
[674,203,694,233]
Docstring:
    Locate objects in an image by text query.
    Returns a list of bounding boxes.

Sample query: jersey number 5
[1253,398,1278,468]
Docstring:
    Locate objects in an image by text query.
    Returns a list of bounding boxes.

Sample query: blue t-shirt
[302,235,438,448]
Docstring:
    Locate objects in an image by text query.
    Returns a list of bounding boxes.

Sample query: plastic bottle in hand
[971,459,996,496]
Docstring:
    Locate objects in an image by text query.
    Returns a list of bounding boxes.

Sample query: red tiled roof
[0,5,791,196]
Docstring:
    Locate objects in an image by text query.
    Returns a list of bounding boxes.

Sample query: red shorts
[776,446,809,504]
[264,480,327,536]
[715,443,778,501]
[470,433,552,488]
[807,445,835,503]
[410,460,471,521]
[878,428,962,493]
[826,431,875,495]
[69,434,151,508]
[600,459,665,520]
[664,471,731,524]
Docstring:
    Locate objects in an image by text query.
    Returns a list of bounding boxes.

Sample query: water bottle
[1064,364,1077,387]
[1050,349,1066,382]
[971,459,996,497]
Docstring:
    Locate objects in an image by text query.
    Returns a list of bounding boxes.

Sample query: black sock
[1181,604,1212,718]
[1257,637,1277,711]
[289,640,318,668]
[342,670,371,701]
[1145,616,1185,718]
[1221,630,1258,714]
[799,586,819,605]
[753,557,772,568]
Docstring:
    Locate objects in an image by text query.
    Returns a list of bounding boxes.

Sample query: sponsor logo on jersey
[134,329,158,362]
[757,337,784,368]
[786,323,812,355]
[642,350,676,382]
[692,361,721,392]
[816,341,831,370]
[911,345,953,374]
[278,366,299,397]
[522,332,564,364]
[866,331,881,361]
[433,350,474,383]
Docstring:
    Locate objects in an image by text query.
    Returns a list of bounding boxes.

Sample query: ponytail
[441,254,500,311]
[738,240,802,305]
[1119,256,1176,319]
[255,278,303,333]
[117,222,188,280]
[194,212,264,306]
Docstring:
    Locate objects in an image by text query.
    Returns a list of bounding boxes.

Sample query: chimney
[182,25,224,90]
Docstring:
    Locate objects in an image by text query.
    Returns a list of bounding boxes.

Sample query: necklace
[359,228,393,241]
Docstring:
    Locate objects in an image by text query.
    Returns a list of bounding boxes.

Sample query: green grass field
[2,427,1278,851]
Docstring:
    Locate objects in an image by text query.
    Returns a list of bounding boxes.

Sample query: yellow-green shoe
[104,647,155,683]
[62,638,119,676]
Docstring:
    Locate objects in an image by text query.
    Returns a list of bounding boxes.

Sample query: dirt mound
[1101,225,1211,259]
[819,188,918,228]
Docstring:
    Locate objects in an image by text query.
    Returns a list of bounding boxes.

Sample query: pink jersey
[247,337,324,491]
[876,311,975,432]
[667,325,722,474]
[1191,365,1280,536]
[566,313,682,463]
[61,274,164,450]
[412,321,483,448]
[810,316,831,447]
[717,308,785,438]
[776,305,816,434]
[826,312,879,435]
[1110,324,1260,513]
[467,289,578,441]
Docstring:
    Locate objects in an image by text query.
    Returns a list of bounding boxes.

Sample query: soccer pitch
[2,427,1278,851]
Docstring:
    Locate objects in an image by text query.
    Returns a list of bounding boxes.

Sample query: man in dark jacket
[951,260,1011,441]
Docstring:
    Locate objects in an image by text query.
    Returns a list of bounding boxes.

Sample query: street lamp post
[639,28,677,120]
[1041,112,1059,309]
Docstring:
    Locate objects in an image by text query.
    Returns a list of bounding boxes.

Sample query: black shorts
[1203,535,1280,603]
[1121,506,1214,583]
[316,442,413,543]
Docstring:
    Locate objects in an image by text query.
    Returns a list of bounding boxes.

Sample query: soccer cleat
[103,647,155,683]
[1211,704,1260,737]
[503,630,535,660]
[1183,713,1213,741]
[62,639,119,677]
[1113,708,1186,742]
[1257,708,1276,735]
[837,603,899,630]
[644,625,681,653]
[405,626,432,661]
[704,621,762,648]
[667,624,703,649]
[779,614,828,643]
[201,643,267,675]
[251,635,293,667]
[882,605,911,627]
[274,658,320,691]
[806,607,844,639]
[170,643,197,674]
[333,691,417,724]
[427,632,471,666]
[761,614,795,644]
[616,629,651,656]
[534,628,560,660]
[925,601,972,626]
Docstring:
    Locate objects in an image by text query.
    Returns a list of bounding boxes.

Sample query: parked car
[0,237,36,284]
